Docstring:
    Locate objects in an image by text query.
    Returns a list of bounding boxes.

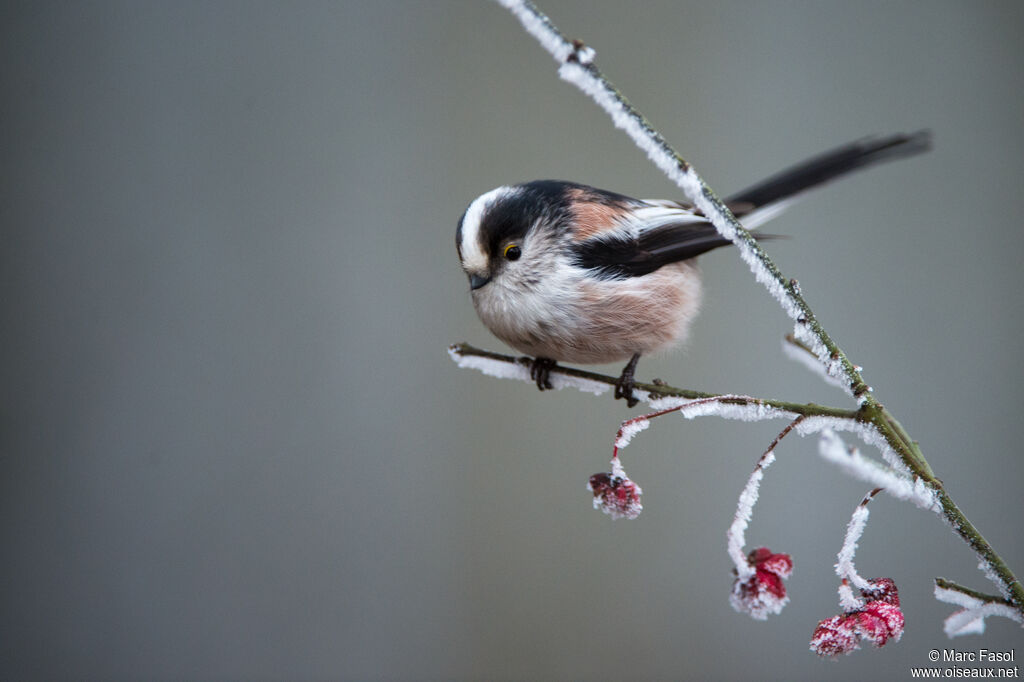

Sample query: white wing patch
[629,201,708,236]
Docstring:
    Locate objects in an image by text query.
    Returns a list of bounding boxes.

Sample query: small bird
[456,132,930,406]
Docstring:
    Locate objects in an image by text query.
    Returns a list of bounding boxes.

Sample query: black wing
[572,221,732,279]
[571,131,930,279]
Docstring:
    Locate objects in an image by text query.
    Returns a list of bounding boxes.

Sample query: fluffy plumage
[456,132,931,405]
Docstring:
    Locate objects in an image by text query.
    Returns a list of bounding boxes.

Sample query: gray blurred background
[3,1,1022,680]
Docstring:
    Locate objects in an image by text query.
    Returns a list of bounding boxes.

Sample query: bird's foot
[529,357,557,390]
[614,353,642,408]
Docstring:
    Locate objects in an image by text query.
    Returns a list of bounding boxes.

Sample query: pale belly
[472,262,702,364]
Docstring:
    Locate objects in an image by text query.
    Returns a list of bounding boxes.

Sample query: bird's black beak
[469,273,491,290]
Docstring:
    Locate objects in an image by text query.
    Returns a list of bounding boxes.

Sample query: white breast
[473,260,702,365]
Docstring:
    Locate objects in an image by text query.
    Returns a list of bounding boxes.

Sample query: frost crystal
[833,489,882,610]
[727,452,775,579]
[498,0,872,398]
[448,346,610,396]
[730,547,794,620]
[796,417,908,475]
[614,418,651,449]
[673,395,793,423]
[448,345,531,381]
[557,59,697,208]
[545,8,812,333]
[810,615,859,657]
[726,422,800,619]
[781,337,853,394]
[588,458,643,520]
[811,579,905,657]
[812,491,905,657]
[495,0,574,62]
[934,584,1024,638]
[836,502,875,601]
[814,430,939,512]
[978,559,1013,599]
[573,44,596,65]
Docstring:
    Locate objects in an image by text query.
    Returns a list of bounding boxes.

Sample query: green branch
[935,578,1018,608]
[451,343,858,420]
[491,0,1024,621]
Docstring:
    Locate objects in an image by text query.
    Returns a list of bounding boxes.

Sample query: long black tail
[572,132,930,277]
[727,130,931,227]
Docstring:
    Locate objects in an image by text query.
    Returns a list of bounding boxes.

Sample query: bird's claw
[614,353,641,408]
[529,357,557,391]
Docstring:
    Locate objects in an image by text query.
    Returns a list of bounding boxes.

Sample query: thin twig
[728,416,806,579]
[486,0,1024,620]
[451,343,859,420]
[935,578,1017,608]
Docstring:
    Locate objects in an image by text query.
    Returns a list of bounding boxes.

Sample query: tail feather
[727,130,931,228]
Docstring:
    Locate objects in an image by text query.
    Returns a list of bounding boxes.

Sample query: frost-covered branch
[816,431,939,512]
[485,0,1024,623]
[450,343,857,421]
[726,420,801,620]
[724,418,801,575]
[496,0,868,399]
[934,578,1024,637]
[835,488,883,608]
[811,490,905,657]
[782,334,854,393]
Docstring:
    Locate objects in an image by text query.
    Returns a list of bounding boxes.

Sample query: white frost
[574,45,596,65]
[816,430,940,512]
[449,346,531,381]
[979,560,1013,599]
[727,451,776,580]
[610,456,627,479]
[560,53,811,334]
[495,0,1022,636]
[630,389,653,405]
[547,372,612,395]
[447,347,610,396]
[499,0,858,394]
[781,337,854,394]
[835,503,874,610]
[615,418,651,449]
[675,395,794,423]
[645,395,694,411]
[495,0,574,62]
[798,417,909,475]
[589,456,643,520]
[644,394,794,424]
[566,31,835,372]
[837,581,863,613]
[729,578,790,621]
[934,584,1023,638]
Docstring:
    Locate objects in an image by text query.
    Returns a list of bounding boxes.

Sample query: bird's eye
[503,244,522,261]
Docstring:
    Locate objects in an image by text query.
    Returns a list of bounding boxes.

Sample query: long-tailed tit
[456,132,930,406]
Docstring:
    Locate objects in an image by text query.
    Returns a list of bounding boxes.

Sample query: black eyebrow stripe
[477,182,576,256]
